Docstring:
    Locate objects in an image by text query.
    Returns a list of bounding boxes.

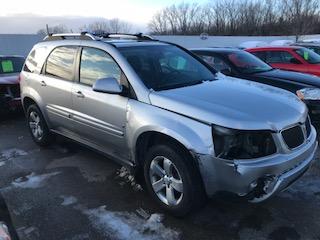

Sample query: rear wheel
[27,104,53,146]
[144,144,206,216]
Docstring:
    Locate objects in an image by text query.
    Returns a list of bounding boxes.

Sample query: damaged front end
[0,84,21,113]
[196,119,318,202]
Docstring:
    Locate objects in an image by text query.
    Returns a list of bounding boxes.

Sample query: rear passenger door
[41,46,78,131]
[264,50,305,73]
[71,47,129,160]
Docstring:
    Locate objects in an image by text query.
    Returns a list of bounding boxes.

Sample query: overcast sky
[0,0,209,34]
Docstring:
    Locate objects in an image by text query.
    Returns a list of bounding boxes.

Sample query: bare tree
[149,0,320,37]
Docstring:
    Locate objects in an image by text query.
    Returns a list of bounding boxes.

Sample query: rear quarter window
[24,47,49,74]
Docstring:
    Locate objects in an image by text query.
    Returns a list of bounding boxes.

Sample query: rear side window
[24,47,48,74]
[45,46,77,81]
[265,51,295,63]
[80,47,121,86]
[0,57,24,74]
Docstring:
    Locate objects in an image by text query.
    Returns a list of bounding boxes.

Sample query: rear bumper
[196,125,318,201]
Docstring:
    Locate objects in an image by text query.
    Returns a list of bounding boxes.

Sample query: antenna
[46,24,50,35]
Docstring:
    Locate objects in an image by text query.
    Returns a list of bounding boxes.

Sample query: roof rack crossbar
[92,32,154,40]
[43,32,97,41]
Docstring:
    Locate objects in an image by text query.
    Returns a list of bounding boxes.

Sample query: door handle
[75,91,85,98]
[40,80,47,86]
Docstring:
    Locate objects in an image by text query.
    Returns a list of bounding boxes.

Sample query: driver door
[71,47,129,160]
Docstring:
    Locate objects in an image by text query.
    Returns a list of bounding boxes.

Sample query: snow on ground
[0,148,28,160]
[12,172,60,189]
[60,195,78,206]
[83,205,180,240]
[115,167,143,191]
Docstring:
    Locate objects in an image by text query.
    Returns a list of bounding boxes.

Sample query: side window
[45,46,77,81]
[80,47,121,86]
[200,55,230,71]
[251,51,266,62]
[24,47,48,74]
[265,51,295,64]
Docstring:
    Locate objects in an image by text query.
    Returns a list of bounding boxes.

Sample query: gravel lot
[0,113,320,240]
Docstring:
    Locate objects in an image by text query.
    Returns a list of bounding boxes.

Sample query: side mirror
[220,68,232,76]
[290,58,302,64]
[93,77,123,94]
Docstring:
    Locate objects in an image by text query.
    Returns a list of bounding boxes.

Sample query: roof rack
[43,32,97,41]
[43,32,155,41]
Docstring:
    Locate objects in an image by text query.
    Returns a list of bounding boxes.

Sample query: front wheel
[27,104,53,146]
[144,144,206,216]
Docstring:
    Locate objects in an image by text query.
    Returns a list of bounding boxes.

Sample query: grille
[305,117,311,137]
[282,125,304,149]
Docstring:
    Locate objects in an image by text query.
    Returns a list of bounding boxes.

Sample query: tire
[144,144,206,216]
[27,104,53,146]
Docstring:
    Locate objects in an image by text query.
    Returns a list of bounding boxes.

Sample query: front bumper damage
[196,125,318,202]
[0,84,21,113]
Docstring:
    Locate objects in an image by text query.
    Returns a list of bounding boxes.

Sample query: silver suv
[21,33,318,216]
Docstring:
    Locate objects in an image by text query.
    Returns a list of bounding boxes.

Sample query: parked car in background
[292,42,320,55]
[20,32,317,216]
[0,55,24,114]
[246,46,320,77]
[191,48,320,123]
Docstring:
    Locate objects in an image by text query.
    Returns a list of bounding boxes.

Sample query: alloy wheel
[149,156,184,206]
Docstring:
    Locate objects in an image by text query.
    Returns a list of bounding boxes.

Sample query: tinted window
[80,47,121,86]
[227,51,272,73]
[0,57,24,74]
[265,51,296,64]
[251,51,266,61]
[199,54,230,71]
[45,46,77,81]
[119,45,215,91]
[295,48,320,64]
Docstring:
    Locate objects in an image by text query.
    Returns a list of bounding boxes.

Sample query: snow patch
[0,161,5,167]
[60,195,78,206]
[116,167,143,191]
[12,172,60,189]
[83,206,180,240]
[0,148,27,160]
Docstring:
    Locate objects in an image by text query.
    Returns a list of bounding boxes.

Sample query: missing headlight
[212,125,277,160]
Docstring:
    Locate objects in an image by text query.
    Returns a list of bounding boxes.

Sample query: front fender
[126,100,214,163]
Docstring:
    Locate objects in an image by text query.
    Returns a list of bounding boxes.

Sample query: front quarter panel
[126,99,214,163]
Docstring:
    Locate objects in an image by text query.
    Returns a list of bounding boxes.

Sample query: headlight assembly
[296,88,320,101]
[212,125,277,160]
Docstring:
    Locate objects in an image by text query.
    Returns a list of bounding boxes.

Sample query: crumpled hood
[149,77,307,131]
[0,73,19,85]
[254,69,320,87]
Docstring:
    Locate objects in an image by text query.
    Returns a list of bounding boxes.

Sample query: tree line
[149,0,320,37]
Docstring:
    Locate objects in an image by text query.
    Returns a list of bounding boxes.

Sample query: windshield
[0,56,24,74]
[119,45,216,91]
[227,51,272,73]
[295,48,320,64]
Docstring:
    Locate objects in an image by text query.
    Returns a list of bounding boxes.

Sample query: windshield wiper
[157,79,205,91]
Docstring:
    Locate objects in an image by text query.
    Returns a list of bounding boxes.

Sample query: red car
[0,56,25,114]
[246,46,320,77]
